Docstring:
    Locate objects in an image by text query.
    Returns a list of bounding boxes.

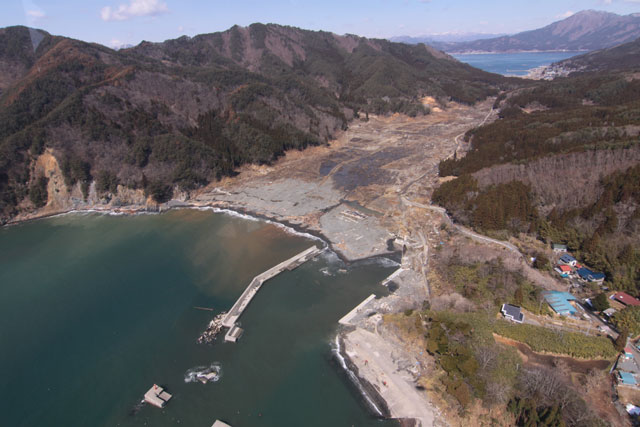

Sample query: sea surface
[452,51,583,76]
[0,209,398,426]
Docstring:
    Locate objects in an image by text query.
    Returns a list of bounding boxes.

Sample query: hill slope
[0,24,509,222]
[549,36,640,74]
[433,70,640,293]
[442,10,640,53]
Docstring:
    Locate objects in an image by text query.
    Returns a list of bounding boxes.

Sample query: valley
[3,12,640,426]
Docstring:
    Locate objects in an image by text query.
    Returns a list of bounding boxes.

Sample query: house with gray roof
[501,304,524,323]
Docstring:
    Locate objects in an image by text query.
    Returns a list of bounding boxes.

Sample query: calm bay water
[0,210,397,427]
[453,51,583,76]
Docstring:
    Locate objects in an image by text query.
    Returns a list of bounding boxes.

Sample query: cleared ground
[194,100,496,261]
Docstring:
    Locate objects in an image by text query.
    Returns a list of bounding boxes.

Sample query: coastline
[7,201,437,426]
[450,49,588,55]
[3,106,499,425]
[3,200,401,266]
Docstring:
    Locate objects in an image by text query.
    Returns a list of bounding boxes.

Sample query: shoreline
[333,333,392,419]
[450,49,587,55]
[2,107,495,425]
[3,201,401,266]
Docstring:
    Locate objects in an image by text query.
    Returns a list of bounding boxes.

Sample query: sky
[4,0,640,48]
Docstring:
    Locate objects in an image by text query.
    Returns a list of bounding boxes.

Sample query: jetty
[338,294,377,325]
[222,246,322,340]
[197,311,226,344]
[144,384,172,408]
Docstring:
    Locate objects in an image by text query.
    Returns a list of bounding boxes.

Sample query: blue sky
[4,0,640,48]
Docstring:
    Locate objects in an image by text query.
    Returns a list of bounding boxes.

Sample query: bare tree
[474,344,498,371]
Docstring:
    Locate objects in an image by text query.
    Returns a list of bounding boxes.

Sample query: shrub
[611,307,640,337]
[591,293,610,312]
[533,253,550,270]
[95,170,119,195]
[144,180,173,203]
[29,176,48,207]
[493,320,616,359]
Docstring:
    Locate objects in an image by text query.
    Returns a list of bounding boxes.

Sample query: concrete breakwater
[222,246,323,340]
[197,311,226,344]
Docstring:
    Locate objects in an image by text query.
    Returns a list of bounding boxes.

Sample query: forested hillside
[551,36,640,74]
[0,24,511,222]
[433,69,640,293]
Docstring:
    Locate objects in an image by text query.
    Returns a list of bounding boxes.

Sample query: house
[618,371,638,386]
[544,291,579,316]
[577,267,606,283]
[501,304,524,323]
[552,243,568,253]
[558,254,577,267]
[625,347,635,359]
[626,404,640,417]
[603,307,617,318]
[554,264,572,278]
[613,292,640,307]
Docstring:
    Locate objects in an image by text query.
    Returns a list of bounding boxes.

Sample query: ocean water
[452,51,583,76]
[0,209,397,426]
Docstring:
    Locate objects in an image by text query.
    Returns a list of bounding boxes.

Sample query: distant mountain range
[389,33,506,45]
[395,10,640,53]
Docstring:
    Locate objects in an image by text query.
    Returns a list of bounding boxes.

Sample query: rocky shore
[197,312,226,344]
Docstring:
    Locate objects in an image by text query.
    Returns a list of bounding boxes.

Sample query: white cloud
[27,9,45,19]
[101,0,168,22]
[556,10,574,19]
[24,0,46,26]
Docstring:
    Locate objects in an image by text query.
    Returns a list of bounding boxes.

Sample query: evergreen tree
[615,329,629,352]
[592,293,610,312]
[514,287,524,306]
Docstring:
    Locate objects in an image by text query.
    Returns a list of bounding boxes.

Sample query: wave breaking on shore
[331,334,388,418]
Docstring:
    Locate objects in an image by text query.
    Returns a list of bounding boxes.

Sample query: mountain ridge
[406,10,640,53]
[549,36,640,74]
[0,23,510,222]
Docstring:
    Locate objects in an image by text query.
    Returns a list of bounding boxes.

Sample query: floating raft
[144,384,172,408]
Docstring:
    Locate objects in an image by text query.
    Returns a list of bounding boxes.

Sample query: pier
[338,294,377,325]
[222,246,322,338]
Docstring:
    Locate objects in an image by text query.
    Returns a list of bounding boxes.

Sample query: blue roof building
[544,291,578,316]
[619,371,637,386]
[577,267,606,282]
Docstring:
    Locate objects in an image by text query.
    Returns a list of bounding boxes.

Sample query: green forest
[433,71,640,294]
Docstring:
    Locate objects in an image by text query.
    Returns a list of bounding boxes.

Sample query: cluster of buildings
[616,346,639,388]
[551,244,606,283]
